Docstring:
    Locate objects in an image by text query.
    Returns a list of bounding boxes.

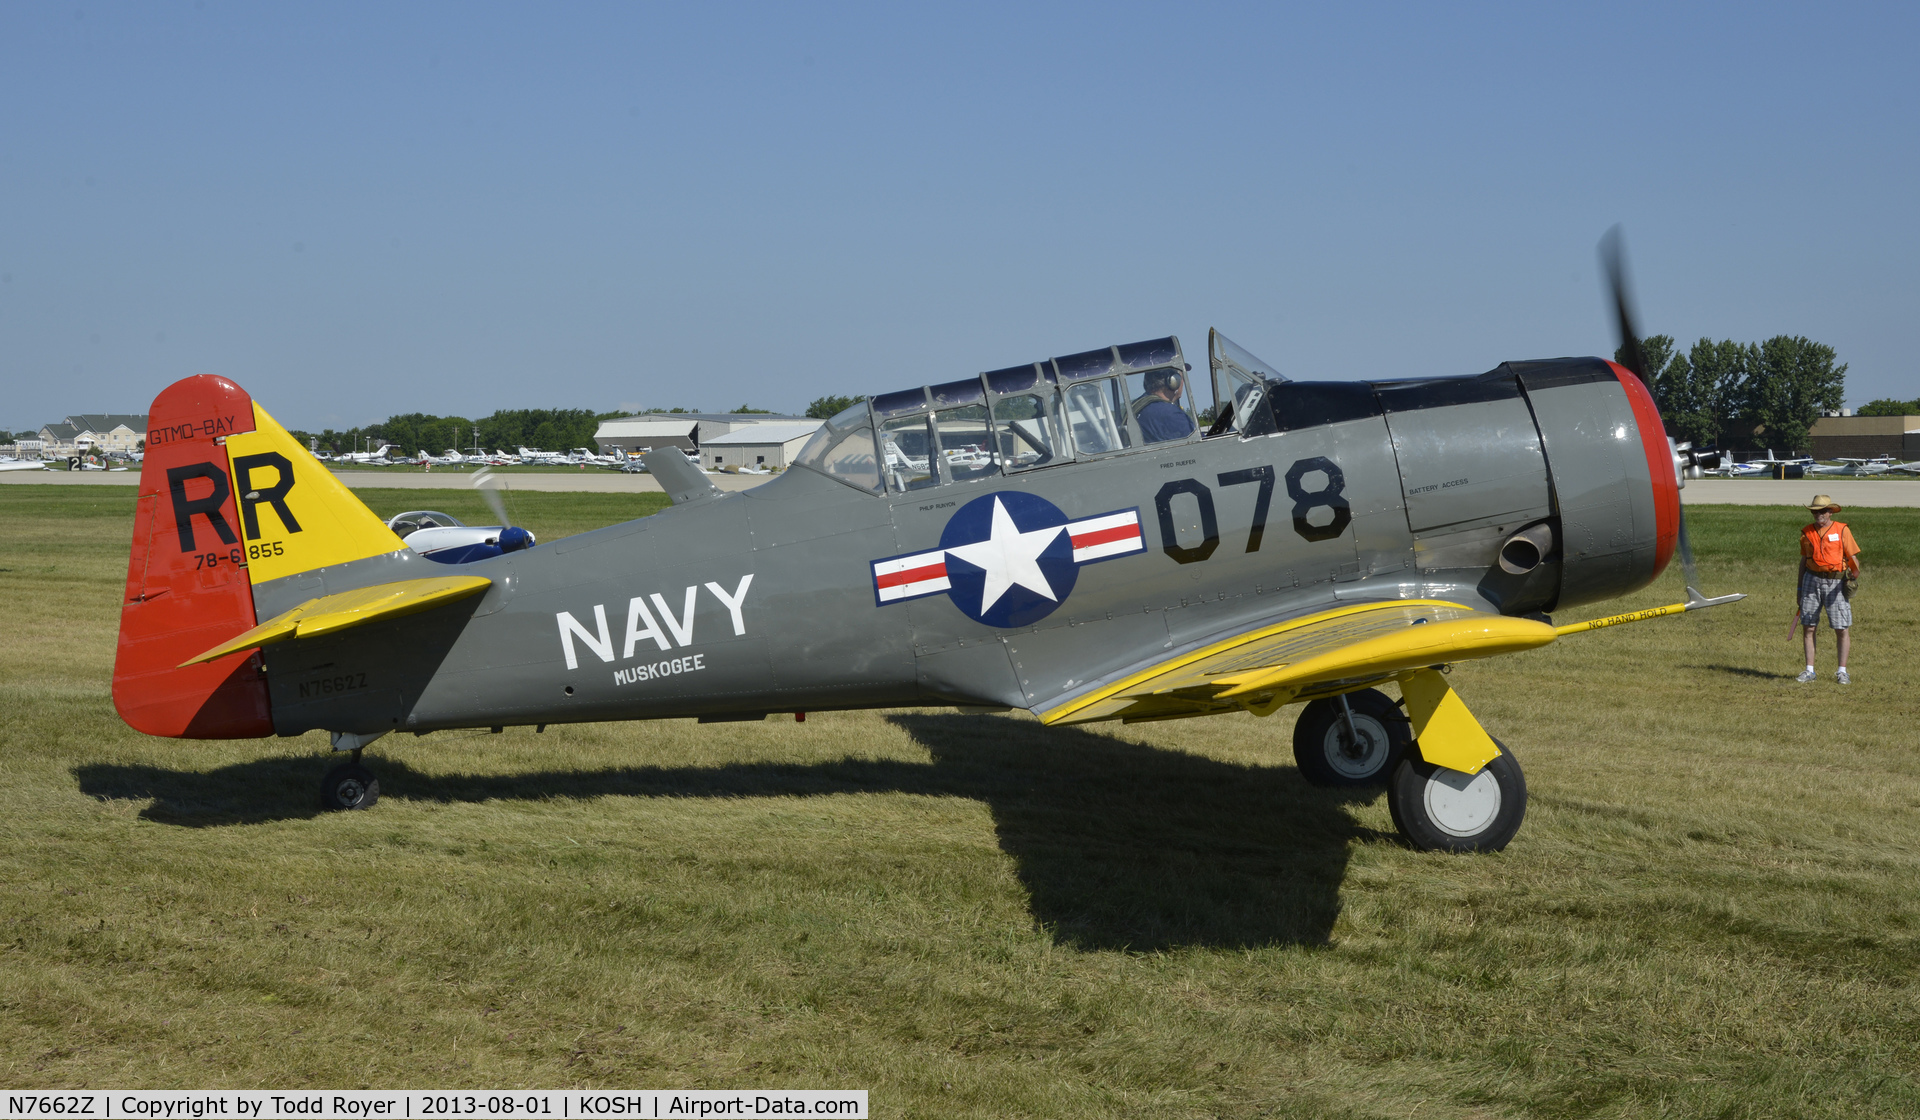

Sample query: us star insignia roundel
[870,492,1147,628]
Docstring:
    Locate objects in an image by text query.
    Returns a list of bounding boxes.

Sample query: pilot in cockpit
[1134,368,1196,444]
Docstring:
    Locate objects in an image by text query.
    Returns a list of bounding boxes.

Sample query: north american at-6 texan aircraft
[111,234,1742,852]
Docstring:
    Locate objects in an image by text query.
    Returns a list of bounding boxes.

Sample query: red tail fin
[112,375,274,738]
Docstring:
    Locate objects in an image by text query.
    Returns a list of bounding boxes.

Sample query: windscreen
[793,402,883,493]
[1208,328,1286,436]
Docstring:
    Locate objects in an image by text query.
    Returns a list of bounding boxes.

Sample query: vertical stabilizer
[113,376,274,737]
[113,377,408,738]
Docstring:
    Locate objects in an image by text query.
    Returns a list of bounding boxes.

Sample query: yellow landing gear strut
[1389,668,1526,852]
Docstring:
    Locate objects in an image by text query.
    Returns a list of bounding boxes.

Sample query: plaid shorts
[1800,570,1852,630]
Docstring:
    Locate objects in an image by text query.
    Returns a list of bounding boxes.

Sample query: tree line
[285,403,790,457]
[288,409,620,458]
[1625,335,1846,453]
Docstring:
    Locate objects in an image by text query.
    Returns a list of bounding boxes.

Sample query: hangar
[1809,414,1920,459]
[593,412,813,456]
[698,421,826,471]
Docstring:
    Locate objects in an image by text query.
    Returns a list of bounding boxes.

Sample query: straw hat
[1807,494,1842,513]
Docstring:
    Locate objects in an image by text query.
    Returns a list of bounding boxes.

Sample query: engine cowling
[1369,357,1677,615]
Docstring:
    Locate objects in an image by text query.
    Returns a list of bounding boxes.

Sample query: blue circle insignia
[937,491,1079,628]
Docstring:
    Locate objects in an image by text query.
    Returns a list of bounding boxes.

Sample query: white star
[944,497,1065,616]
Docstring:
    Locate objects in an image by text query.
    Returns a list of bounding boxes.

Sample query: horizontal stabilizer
[644,448,722,505]
[180,575,491,666]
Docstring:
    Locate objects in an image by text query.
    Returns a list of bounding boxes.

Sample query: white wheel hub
[1423,766,1502,837]
[1321,714,1390,778]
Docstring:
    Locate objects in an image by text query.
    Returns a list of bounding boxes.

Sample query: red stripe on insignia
[1070,524,1140,549]
[875,561,947,589]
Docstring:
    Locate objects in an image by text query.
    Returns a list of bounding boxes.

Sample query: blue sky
[3,2,1915,431]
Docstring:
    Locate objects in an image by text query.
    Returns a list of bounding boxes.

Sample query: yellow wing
[1036,599,1555,726]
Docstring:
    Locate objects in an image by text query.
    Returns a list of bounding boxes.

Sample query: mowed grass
[2,484,1916,1117]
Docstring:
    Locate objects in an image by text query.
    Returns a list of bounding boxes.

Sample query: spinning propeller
[1598,227,1731,608]
[470,468,535,553]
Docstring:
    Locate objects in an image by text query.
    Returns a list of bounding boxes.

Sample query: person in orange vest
[1797,494,1862,683]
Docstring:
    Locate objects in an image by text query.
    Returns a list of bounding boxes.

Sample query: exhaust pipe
[1498,522,1555,576]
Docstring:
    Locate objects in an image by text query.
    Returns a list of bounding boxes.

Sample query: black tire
[1387,740,1526,852]
[1292,689,1411,786]
[320,762,380,811]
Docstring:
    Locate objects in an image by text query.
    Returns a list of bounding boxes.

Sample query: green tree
[806,394,861,419]
[1671,337,1754,447]
[1623,335,1719,446]
[730,404,773,414]
[1615,334,1681,384]
[479,408,600,452]
[1736,336,1846,453]
[1858,397,1920,416]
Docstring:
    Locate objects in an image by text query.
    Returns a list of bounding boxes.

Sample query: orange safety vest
[1801,520,1859,575]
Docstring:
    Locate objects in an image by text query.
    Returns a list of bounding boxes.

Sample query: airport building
[38,414,147,456]
[698,422,826,471]
[592,412,814,456]
[1809,414,1920,459]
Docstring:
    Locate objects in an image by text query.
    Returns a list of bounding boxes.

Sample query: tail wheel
[1292,688,1411,787]
[1388,740,1526,852]
[320,762,380,811]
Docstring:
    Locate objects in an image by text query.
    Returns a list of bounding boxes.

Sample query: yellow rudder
[221,402,404,583]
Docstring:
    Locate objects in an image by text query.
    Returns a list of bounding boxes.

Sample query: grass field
[2,484,1916,1118]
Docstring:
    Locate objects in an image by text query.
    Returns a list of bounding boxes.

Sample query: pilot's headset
[1132,368,1186,420]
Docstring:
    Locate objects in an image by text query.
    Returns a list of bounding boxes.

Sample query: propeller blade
[470,468,512,528]
[1598,225,1650,385]
[1599,226,1700,593]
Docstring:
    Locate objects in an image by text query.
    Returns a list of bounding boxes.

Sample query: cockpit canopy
[794,335,1256,494]
[386,511,466,539]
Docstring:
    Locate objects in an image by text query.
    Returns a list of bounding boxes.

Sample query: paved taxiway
[6,471,1917,506]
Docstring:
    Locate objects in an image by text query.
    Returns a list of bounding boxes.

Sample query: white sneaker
[1796,668,1817,683]
[1836,668,1850,684]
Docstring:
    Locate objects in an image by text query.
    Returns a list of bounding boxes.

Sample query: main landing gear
[320,731,386,811]
[1296,671,1528,852]
[1292,689,1411,786]
[1388,742,1526,853]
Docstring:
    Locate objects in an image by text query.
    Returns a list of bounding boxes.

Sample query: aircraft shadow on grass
[74,714,1384,950]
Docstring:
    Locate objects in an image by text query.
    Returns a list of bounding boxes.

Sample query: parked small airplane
[1810,457,1894,476]
[1714,451,1814,477]
[414,448,466,467]
[340,443,395,464]
[384,480,533,564]
[110,231,1742,853]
